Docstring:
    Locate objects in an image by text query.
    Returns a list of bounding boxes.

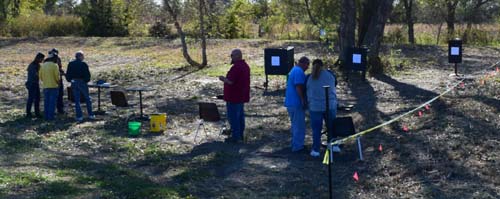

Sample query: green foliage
[78,0,129,36]
[149,21,171,38]
[219,0,253,39]
[7,13,83,37]
[384,26,407,44]
[461,27,499,46]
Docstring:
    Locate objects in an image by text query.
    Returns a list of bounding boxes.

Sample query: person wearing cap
[48,48,66,114]
[218,49,250,143]
[284,56,310,152]
[66,51,94,122]
[25,52,45,118]
[39,52,61,120]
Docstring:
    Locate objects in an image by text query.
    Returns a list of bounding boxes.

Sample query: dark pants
[57,80,64,113]
[226,102,245,141]
[26,83,40,116]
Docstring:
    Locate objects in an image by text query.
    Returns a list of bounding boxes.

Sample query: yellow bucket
[150,113,167,133]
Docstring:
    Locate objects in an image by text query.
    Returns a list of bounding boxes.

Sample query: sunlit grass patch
[0,169,48,188]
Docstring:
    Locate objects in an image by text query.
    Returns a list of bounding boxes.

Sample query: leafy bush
[384,26,406,44]
[8,14,83,37]
[149,21,171,38]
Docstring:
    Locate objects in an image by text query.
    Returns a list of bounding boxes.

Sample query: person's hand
[218,76,225,82]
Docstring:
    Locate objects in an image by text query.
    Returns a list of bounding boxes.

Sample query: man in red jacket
[219,49,250,143]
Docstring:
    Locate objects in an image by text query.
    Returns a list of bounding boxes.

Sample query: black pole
[324,85,332,199]
[455,63,458,76]
[97,87,101,111]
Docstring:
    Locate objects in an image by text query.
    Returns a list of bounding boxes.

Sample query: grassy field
[0,37,499,198]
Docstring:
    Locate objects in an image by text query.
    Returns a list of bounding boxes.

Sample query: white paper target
[353,54,362,64]
[271,56,280,66]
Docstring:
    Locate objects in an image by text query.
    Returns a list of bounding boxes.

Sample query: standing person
[306,59,338,157]
[25,52,45,118]
[285,56,310,152]
[66,51,95,122]
[39,52,60,120]
[218,49,250,143]
[49,48,66,114]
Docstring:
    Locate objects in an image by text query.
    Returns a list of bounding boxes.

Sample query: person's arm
[219,66,236,85]
[54,64,60,82]
[65,63,72,82]
[218,76,234,85]
[27,64,35,82]
[84,63,91,82]
[294,71,307,107]
[295,84,305,106]
[38,66,44,83]
[57,58,65,75]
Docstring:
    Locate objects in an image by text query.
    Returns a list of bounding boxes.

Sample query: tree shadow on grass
[366,74,499,198]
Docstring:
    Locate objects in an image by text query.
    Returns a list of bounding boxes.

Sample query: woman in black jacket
[25,52,45,118]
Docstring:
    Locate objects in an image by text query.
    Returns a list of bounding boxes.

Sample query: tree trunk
[403,0,415,44]
[358,0,377,47]
[436,22,443,45]
[338,0,356,66]
[463,0,492,43]
[446,0,459,38]
[0,0,8,24]
[362,0,393,58]
[164,0,204,68]
[198,0,207,68]
[304,0,319,27]
[361,0,393,74]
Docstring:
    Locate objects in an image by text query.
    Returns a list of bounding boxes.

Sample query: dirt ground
[0,37,499,198]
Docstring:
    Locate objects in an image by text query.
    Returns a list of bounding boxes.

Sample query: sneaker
[310,150,320,157]
[76,117,83,122]
[88,115,96,120]
[331,145,341,153]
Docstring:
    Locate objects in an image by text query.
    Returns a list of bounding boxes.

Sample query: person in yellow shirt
[39,53,60,120]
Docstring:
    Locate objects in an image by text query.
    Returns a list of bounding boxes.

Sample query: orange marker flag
[460,82,465,88]
[418,111,423,117]
[496,67,499,73]
[378,144,383,152]
[480,79,485,85]
[403,125,409,132]
[425,104,430,110]
[353,172,359,182]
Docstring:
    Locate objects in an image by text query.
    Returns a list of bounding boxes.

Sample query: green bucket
[128,121,141,136]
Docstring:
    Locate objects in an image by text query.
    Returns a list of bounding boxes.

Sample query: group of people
[285,56,338,157]
[219,49,337,157]
[25,49,94,122]
[26,47,334,155]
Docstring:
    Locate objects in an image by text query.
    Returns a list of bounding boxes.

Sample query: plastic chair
[110,90,136,118]
[194,102,226,143]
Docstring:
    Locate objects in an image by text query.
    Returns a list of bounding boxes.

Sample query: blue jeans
[310,109,337,152]
[72,80,94,119]
[226,102,245,141]
[43,88,59,120]
[26,83,40,116]
[287,106,306,151]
